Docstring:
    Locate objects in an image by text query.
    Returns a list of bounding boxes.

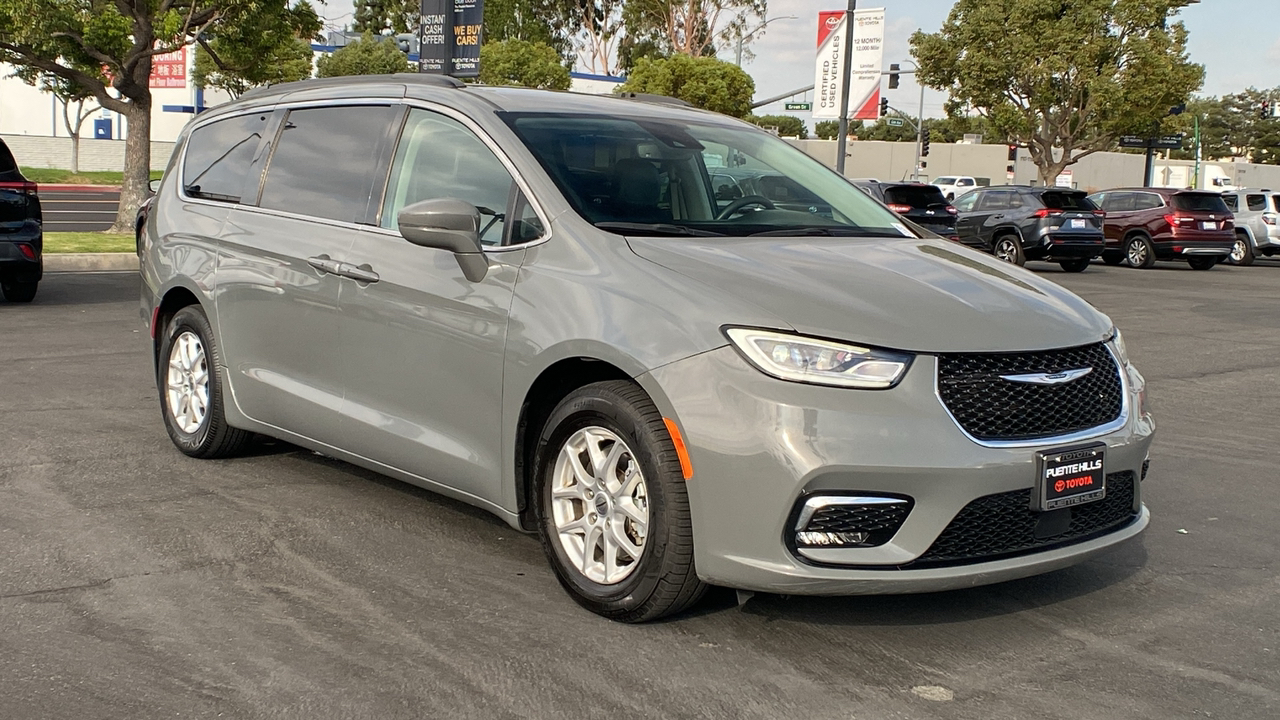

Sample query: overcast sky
[319,0,1279,122]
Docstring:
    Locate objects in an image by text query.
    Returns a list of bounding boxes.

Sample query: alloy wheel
[166,331,209,434]
[1127,240,1148,267]
[550,426,649,585]
[1230,239,1246,263]
[995,239,1018,263]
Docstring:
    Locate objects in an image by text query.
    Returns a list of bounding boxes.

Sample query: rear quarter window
[0,141,16,173]
[1171,193,1231,213]
[1246,194,1266,211]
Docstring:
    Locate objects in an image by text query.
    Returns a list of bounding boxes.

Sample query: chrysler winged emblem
[1000,368,1093,385]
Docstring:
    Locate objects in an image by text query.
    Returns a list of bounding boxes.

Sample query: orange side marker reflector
[663,417,693,480]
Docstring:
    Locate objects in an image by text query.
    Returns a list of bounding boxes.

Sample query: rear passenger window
[380,108,521,246]
[1134,193,1163,211]
[260,105,397,222]
[182,113,269,202]
[1221,195,1238,212]
[1246,194,1266,211]
[977,192,1009,211]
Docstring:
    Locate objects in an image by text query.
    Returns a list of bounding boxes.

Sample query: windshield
[1171,193,1230,213]
[502,113,913,238]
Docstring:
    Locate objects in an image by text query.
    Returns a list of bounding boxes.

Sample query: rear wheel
[1,279,38,302]
[158,305,253,458]
[1059,258,1090,273]
[993,235,1025,266]
[1188,257,1218,270]
[533,380,706,622]
[1125,235,1156,269]
[1229,233,1255,266]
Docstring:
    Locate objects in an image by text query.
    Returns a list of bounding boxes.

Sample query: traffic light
[921,128,931,157]
[888,63,900,90]
[1262,101,1273,119]
[879,97,889,118]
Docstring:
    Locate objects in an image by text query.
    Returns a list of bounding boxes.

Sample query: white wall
[0,134,177,172]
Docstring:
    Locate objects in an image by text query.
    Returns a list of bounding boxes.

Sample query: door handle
[337,262,380,284]
[307,254,340,274]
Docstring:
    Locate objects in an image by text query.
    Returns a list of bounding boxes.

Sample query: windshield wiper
[595,222,724,237]
[748,226,888,237]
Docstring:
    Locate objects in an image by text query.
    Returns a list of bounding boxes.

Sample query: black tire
[533,380,706,622]
[1229,233,1255,266]
[1102,253,1124,266]
[992,234,1026,266]
[1,280,38,302]
[157,305,253,458]
[1059,258,1090,273]
[1188,256,1218,270]
[1125,235,1157,269]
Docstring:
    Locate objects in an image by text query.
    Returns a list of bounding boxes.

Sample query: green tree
[484,0,579,59]
[193,1,320,98]
[622,0,764,58]
[479,39,570,90]
[194,38,314,98]
[9,71,100,173]
[0,0,319,232]
[746,114,806,139]
[619,55,754,118]
[315,32,413,78]
[814,120,840,140]
[352,0,418,35]
[911,0,1204,186]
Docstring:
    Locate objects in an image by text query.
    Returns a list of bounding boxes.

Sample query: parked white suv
[1221,188,1280,266]
[932,176,982,201]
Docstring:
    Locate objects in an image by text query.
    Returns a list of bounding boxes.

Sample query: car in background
[851,180,959,241]
[953,186,1105,272]
[932,176,983,201]
[1086,188,1235,270]
[0,138,42,302]
[1220,188,1280,266]
[708,167,834,218]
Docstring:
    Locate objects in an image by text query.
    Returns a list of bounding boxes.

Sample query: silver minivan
[141,76,1155,621]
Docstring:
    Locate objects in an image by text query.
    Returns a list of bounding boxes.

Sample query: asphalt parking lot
[2,262,1278,719]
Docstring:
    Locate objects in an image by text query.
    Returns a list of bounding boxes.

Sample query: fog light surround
[790,494,912,555]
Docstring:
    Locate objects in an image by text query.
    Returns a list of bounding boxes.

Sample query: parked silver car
[140,76,1154,621]
[1221,188,1280,265]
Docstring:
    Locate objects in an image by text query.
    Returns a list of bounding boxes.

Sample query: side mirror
[148,178,161,195]
[397,198,489,282]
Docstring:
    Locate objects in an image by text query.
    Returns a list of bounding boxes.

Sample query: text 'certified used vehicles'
[141,77,1155,622]
[953,186,1106,271]
[1087,188,1235,270]
[0,138,42,302]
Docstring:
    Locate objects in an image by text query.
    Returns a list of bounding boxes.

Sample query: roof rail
[236,73,465,102]
[615,92,693,109]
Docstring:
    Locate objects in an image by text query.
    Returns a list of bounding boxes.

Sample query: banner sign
[149,47,187,89]
[419,0,483,77]
[812,8,885,120]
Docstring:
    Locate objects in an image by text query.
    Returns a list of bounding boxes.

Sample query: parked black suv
[953,186,1104,272]
[851,180,959,241]
[0,139,42,302]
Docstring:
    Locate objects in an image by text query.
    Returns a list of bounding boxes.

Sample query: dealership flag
[812,8,886,120]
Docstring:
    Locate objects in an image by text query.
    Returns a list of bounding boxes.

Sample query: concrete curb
[45,253,138,272]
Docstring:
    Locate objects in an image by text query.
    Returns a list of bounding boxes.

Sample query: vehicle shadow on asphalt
[5,272,140,307]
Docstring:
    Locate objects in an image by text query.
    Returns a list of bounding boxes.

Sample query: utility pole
[835,0,857,175]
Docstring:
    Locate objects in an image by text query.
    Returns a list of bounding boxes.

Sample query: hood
[627,236,1112,353]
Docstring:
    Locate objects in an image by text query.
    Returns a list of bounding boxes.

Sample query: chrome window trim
[933,342,1131,449]
[175,95,552,253]
[794,496,910,532]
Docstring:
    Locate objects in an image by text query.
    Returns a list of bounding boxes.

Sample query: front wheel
[1,280,37,302]
[1059,258,1090,273]
[158,305,253,458]
[993,236,1026,266]
[1229,234,1255,266]
[1188,257,1218,270]
[533,381,706,622]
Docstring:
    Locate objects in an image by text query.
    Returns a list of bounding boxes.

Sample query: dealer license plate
[1201,221,1217,230]
[1033,443,1106,511]
[1070,219,1087,228]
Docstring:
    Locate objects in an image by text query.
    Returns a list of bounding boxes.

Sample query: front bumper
[645,345,1154,594]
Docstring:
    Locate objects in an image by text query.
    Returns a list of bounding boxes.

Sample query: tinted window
[883,185,948,207]
[380,108,517,246]
[1221,194,1239,211]
[260,105,396,222]
[1171,193,1231,213]
[0,140,16,173]
[977,192,1011,210]
[1246,194,1266,211]
[1134,193,1163,210]
[1273,195,1280,213]
[1041,191,1096,210]
[952,192,977,212]
[182,113,269,202]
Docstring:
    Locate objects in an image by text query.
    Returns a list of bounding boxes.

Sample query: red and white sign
[150,47,187,89]
[812,8,886,120]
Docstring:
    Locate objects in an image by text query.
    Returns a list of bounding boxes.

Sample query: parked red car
[1086,188,1235,270]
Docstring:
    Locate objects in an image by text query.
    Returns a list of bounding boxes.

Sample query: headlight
[725,328,913,389]
[1110,327,1130,365]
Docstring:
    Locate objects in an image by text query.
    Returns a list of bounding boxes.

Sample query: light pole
[734,15,798,66]
[835,0,857,174]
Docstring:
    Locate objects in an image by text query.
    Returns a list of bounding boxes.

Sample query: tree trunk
[111,99,151,234]
[71,134,79,174]
[1036,159,1071,188]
